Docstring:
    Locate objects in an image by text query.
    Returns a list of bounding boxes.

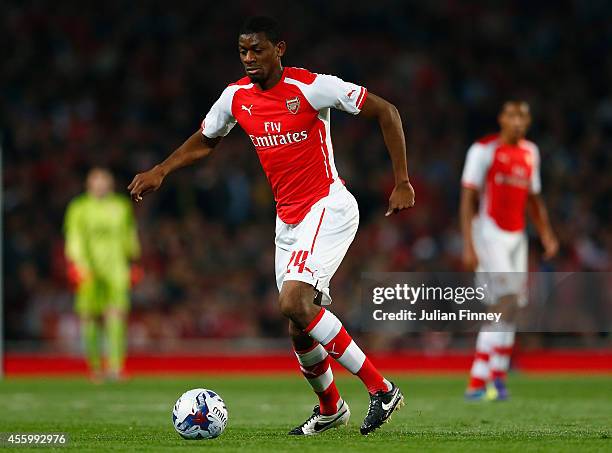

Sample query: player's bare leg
[495,294,520,321]
[105,307,128,381]
[280,280,403,435]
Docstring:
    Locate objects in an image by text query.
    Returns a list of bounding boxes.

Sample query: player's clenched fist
[128,166,165,202]
[385,181,416,216]
[541,231,559,260]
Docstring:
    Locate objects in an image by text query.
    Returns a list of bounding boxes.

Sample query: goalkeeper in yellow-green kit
[64,168,141,381]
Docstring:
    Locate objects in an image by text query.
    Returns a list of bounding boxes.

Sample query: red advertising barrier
[4,350,611,375]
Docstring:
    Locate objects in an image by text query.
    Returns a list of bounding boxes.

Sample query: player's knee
[278,287,302,319]
[497,294,519,319]
[498,294,518,304]
[278,281,315,321]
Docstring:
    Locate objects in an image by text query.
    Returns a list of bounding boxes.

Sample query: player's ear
[276,41,286,58]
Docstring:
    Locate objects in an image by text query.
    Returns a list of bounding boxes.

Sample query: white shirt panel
[461,142,495,190]
[285,73,366,115]
[525,142,541,194]
[201,84,253,138]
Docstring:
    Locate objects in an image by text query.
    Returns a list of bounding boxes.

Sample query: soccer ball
[172,388,228,439]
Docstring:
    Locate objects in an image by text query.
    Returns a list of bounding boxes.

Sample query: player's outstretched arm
[460,187,479,271]
[359,93,415,216]
[527,194,559,259]
[128,130,220,202]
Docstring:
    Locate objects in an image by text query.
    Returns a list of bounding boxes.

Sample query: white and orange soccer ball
[172,388,228,439]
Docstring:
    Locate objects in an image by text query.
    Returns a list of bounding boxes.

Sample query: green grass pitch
[0,374,610,452]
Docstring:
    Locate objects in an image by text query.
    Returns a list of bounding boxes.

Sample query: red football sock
[306,308,391,395]
[468,352,490,389]
[490,345,513,381]
[468,329,496,390]
[295,343,341,415]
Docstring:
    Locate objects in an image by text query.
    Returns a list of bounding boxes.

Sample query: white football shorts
[472,215,528,306]
[275,182,359,305]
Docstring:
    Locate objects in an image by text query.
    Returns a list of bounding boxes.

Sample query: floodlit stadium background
[3,1,610,373]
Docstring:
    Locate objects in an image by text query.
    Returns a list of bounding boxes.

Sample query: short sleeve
[308,74,368,114]
[461,143,491,190]
[201,86,239,139]
[529,145,541,194]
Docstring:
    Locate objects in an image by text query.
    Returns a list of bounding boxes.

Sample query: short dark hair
[501,100,530,114]
[239,16,281,44]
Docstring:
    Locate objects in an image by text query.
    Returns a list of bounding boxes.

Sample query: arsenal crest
[286,96,300,114]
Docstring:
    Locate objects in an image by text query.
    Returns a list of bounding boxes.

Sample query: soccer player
[128,17,415,435]
[64,168,140,382]
[460,101,558,400]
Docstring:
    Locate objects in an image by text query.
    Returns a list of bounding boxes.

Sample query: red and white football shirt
[461,134,541,232]
[201,67,367,224]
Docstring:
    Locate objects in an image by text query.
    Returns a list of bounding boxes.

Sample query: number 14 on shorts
[286,250,313,274]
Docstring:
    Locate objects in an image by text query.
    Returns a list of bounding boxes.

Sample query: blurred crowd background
[3,0,611,352]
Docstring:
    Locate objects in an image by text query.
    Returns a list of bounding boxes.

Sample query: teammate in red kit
[460,101,558,400]
[128,17,415,435]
